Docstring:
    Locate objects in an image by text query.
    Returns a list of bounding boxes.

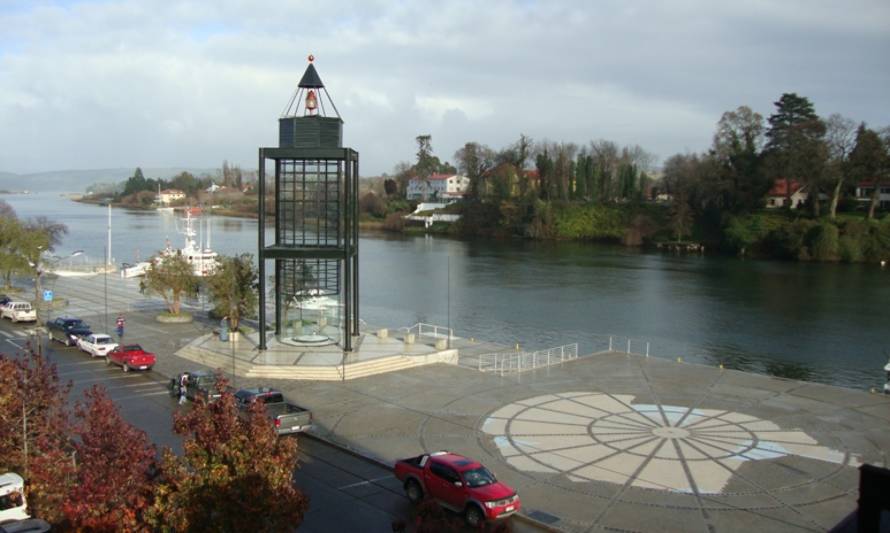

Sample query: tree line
[367,93,889,261]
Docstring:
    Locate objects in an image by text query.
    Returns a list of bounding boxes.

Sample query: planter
[156,312,194,324]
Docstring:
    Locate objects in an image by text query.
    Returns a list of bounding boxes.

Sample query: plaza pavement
[44,273,890,532]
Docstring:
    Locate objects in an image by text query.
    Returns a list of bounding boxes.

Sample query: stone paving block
[706,507,820,532]
[597,501,709,533]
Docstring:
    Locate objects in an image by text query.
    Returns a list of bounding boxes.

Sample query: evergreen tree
[764,93,827,215]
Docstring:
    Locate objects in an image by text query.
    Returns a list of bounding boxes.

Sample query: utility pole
[104,245,108,333]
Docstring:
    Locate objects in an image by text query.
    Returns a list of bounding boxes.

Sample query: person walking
[115,314,126,341]
[178,372,189,405]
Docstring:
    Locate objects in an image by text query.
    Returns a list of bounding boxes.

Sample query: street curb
[124,333,564,533]
[302,431,563,533]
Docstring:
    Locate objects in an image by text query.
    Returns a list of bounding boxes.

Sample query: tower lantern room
[258,55,359,351]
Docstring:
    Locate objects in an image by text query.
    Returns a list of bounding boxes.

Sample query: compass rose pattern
[482,392,860,494]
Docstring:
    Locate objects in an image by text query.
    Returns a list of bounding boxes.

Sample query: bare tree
[590,140,619,201]
[823,114,857,219]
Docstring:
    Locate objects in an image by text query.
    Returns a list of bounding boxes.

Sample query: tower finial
[308,54,314,63]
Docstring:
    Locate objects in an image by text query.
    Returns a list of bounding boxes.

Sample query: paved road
[0,321,416,532]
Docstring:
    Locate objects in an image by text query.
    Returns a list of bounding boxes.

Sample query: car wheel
[464,505,484,528]
[66,337,73,347]
[405,479,423,504]
[105,356,112,366]
[122,364,129,373]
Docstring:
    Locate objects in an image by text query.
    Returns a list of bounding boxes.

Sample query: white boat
[292,289,339,311]
[120,261,151,278]
[160,210,219,277]
[156,206,175,214]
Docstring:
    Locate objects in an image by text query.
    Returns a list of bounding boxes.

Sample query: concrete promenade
[39,273,890,532]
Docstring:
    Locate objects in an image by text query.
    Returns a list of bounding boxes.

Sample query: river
[3,192,888,390]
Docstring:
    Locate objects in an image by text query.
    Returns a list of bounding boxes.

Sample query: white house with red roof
[406,173,470,202]
[765,180,809,209]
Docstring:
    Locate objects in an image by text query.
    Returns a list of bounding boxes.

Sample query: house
[158,189,186,205]
[765,180,809,209]
[406,173,470,202]
[854,181,890,210]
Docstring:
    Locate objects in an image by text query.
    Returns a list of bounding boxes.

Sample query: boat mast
[106,203,112,266]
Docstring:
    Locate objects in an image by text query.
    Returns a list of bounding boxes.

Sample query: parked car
[0,303,36,323]
[0,519,51,533]
[394,451,521,527]
[0,472,28,524]
[0,295,11,308]
[47,317,91,346]
[168,370,226,403]
[76,333,118,357]
[233,387,312,436]
[106,344,156,372]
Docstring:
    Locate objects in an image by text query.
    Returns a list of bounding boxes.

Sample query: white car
[76,333,119,357]
[1,302,37,323]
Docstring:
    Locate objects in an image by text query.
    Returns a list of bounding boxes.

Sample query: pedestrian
[179,372,189,405]
[116,314,126,340]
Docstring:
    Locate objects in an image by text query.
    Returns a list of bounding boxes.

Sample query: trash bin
[219,318,229,342]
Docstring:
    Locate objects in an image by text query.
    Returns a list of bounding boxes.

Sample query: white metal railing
[400,322,454,340]
[593,335,651,357]
[477,343,579,374]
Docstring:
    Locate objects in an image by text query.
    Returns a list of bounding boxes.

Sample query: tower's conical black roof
[298,63,324,89]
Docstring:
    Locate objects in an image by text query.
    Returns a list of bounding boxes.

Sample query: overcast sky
[1,0,888,176]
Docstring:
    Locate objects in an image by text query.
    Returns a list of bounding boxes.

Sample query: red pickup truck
[394,451,520,527]
[105,344,156,372]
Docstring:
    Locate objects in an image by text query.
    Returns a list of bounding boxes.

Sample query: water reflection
[765,361,813,382]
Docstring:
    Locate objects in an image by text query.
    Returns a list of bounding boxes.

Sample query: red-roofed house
[765,180,809,209]
[406,173,470,201]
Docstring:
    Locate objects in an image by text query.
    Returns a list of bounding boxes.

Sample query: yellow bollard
[677,357,683,363]
[515,343,520,351]
[719,363,724,370]
[470,337,474,343]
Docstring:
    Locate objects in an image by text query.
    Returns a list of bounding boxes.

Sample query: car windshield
[462,467,497,487]
[66,320,84,327]
[95,337,113,344]
[123,345,142,351]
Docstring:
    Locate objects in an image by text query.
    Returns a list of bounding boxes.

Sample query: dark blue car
[47,317,92,347]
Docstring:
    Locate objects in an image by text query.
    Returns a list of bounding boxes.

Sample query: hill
[0,167,219,193]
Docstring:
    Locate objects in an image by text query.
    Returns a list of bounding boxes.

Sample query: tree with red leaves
[0,348,74,524]
[145,376,307,532]
[63,385,157,532]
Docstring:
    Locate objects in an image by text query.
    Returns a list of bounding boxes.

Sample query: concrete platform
[175,330,459,380]
[269,352,890,533]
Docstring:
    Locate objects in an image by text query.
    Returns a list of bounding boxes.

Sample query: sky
[1,0,888,176]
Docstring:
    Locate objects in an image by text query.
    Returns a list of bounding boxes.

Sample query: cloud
[0,0,888,175]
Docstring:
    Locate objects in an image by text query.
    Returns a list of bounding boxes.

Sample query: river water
[3,192,888,390]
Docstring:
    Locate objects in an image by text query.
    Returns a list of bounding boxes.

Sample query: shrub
[382,212,406,232]
[838,236,862,262]
[358,192,386,218]
[807,222,839,262]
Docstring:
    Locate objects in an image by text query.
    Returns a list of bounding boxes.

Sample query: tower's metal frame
[257,59,359,351]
